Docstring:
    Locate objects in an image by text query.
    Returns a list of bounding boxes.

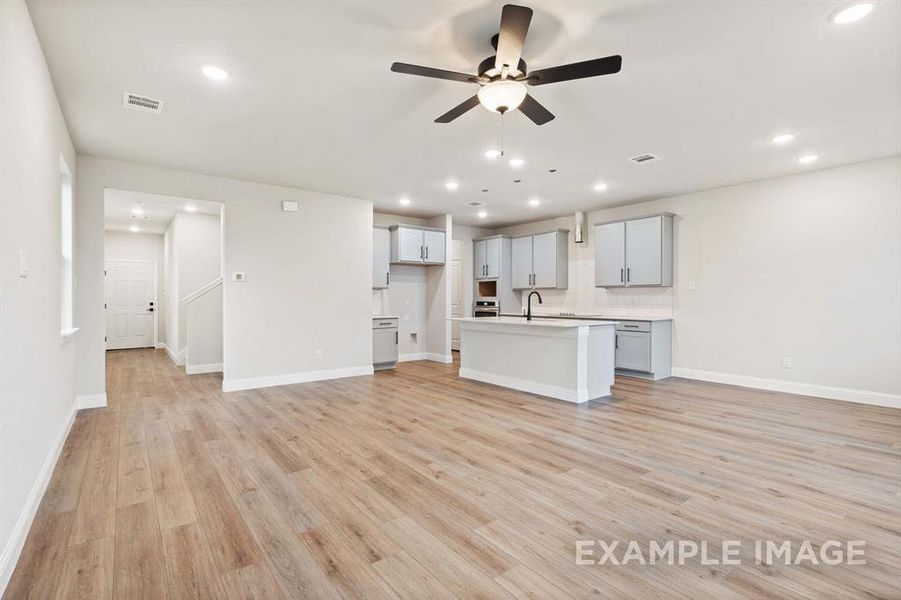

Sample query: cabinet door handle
[425,246,429,260]
[623,324,639,328]
[620,268,624,283]
[395,331,398,344]
[386,272,390,286]
[626,267,631,282]
[615,334,619,349]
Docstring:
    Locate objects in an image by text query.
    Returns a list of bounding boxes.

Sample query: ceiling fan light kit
[390,3,622,126]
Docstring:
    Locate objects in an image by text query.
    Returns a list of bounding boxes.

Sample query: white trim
[671,367,901,409]
[398,352,428,362]
[222,365,374,393]
[426,353,453,364]
[0,402,77,594]
[458,367,610,404]
[159,342,185,366]
[76,393,107,409]
[186,363,223,375]
[60,327,79,339]
[182,276,223,304]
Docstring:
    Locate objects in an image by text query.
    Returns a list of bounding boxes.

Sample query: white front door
[106,260,156,350]
[450,239,464,351]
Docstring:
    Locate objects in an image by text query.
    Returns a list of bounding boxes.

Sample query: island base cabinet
[613,320,672,380]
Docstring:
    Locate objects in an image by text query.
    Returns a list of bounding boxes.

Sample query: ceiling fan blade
[435,95,482,123]
[391,62,477,83]
[518,94,555,125]
[495,4,533,73]
[527,55,622,86]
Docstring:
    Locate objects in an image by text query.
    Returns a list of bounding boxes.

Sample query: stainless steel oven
[473,300,499,318]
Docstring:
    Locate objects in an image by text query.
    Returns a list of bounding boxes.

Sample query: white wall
[425,215,452,362]
[499,157,901,402]
[104,231,165,342]
[76,156,374,395]
[0,0,77,591]
[163,219,178,349]
[174,212,221,354]
[186,283,223,373]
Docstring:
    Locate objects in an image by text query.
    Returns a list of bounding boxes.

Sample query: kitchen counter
[500,313,673,322]
[453,317,616,403]
[454,316,619,328]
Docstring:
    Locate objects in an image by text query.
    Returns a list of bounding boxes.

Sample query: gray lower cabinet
[614,320,672,380]
[373,317,398,370]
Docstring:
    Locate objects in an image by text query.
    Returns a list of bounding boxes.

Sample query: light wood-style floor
[5,349,900,599]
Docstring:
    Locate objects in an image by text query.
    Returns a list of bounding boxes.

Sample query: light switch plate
[282,201,299,212]
[18,250,29,278]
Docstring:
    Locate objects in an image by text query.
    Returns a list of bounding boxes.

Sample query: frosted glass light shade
[478,80,527,114]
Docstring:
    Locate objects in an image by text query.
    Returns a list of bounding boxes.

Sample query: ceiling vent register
[123,92,163,114]
[630,153,660,164]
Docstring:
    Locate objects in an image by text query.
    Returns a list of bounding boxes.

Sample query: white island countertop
[454,316,617,328]
[499,313,672,322]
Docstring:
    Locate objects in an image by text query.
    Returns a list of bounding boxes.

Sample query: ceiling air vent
[123,92,163,114]
[629,153,660,164]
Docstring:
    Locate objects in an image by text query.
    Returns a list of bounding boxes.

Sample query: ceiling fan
[391,4,622,126]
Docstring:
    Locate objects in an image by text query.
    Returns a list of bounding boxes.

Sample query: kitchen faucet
[526,291,543,321]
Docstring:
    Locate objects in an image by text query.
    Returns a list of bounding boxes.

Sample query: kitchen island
[454,316,618,403]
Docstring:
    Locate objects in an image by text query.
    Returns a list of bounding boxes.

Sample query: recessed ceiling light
[202,64,229,81]
[798,154,819,165]
[593,182,608,192]
[477,210,488,218]
[484,149,501,160]
[399,197,411,205]
[445,180,459,190]
[509,158,524,168]
[529,198,540,207]
[129,225,140,233]
[770,133,796,145]
[184,204,197,213]
[831,2,874,24]
[130,207,145,215]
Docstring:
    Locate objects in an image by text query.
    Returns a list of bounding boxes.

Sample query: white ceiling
[29,0,901,226]
[105,188,221,234]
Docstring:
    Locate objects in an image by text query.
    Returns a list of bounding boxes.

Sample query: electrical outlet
[232,272,246,282]
[688,281,696,290]
[781,356,792,369]
[315,350,323,360]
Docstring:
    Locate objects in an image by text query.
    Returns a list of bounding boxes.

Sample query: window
[60,157,74,334]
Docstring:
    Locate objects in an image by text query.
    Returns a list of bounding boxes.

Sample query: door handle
[627,268,631,282]
[615,334,618,349]
[620,268,624,283]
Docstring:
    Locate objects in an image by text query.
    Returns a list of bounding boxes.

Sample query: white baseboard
[426,353,453,364]
[459,367,598,404]
[398,352,428,362]
[671,367,901,409]
[76,393,107,409]
[159,343,185,366]
[186,363,223,375]
[154,342,165,349]
[222,365,374,393]
[0,401,77,594]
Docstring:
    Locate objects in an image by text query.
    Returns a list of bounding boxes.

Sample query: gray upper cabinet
[511,230,568,290]
[473,237,502,280]
[423,230,445,264]
[389,225,446,265]
[372,227,390,289]
[594,221,626,287]
[594,214,673,287]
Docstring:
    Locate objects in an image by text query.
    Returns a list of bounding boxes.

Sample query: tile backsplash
[517,257,674,317]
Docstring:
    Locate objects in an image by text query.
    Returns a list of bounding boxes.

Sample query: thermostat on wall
[232,272,246,282]
[282,201,299,212]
